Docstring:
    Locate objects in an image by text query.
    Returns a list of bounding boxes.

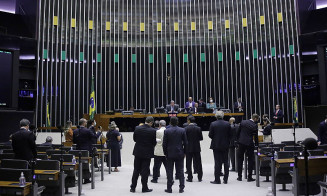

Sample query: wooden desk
[63,162,78,171]
[76,157,92,164]
[275,158,294,168]
[258,154,272,162]
[0,181,32,196]
[297,156,327,176]
[35,170,59,181]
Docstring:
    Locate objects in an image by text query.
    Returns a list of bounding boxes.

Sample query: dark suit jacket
[230,124,239,147]
[182,122,198,128]
[12,128,37,161]
[163,126,188,159]
[236,120,258,146]
[73,126,97,153]
[234,102,245,113]
[198,102,206,108]
[262,124,272,136]
[273,109,284,123]
[40,142,53,147]
[89,126,101,144]
[132,124,157,159]
[209,119,231,151]
[166,105,179,113]
[318,120,327,144]
[185,124,203,153]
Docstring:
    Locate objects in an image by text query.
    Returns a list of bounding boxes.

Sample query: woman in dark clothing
[106,121,122,172]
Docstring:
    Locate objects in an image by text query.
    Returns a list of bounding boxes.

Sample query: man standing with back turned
[209,111,231,184]
[163,117,188,193]
[236,114,259,182]
[130,117,157,193]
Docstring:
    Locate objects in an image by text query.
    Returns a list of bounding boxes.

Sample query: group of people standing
[129,110,261,193]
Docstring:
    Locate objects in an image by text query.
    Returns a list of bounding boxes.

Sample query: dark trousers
[186,152,203,180]
[237,143,254,178]
[131,156,151,190]
[167,158,185,190]
[213,150,229,182]
[229,146,236,170]
[152,156,167,180]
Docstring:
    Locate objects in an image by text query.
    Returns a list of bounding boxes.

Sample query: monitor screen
[0,50,13,107]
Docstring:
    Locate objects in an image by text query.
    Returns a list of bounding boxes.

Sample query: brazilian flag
[293,97,298,123]
[46,101,51,127]
[89,76,96,120]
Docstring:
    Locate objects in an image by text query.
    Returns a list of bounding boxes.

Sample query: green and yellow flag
[293,97,298,123]
[89,76,96,120]
[46,101,51,127]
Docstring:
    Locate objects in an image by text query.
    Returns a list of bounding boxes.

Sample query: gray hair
[46,136,53,143]
[20,119,30,127]
[159,120,166,127]
[229,117,235,123]
[79,118,87,126]
[215,111,224,119]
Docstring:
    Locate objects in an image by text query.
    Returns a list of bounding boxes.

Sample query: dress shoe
[186,179,192,182]
[151,179,158,183]
[165,189,172,193]
[210,181,221,184]
[179,189,184,193]
[247,178,255,182]
[223,180,228,184]
[237,177,242,181]
[83,179,91,184]
[142,189,153,193]
[130,188,135,193]
[198,179,202,182]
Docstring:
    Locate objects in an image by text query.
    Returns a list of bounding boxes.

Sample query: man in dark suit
[130,117,157,193]
[166,100,179,113]
[163,117,188,193]
[229,117,238,171]
[185,115,203,182]
[273,104,283,123]
[185,97,195,113]
[87,119,101,144]
[236,114,259,182]
[198,98,206,108]
[209,111,231,184]
[12,119,37,161]
[40,136,53,147]
[318,115,327,145]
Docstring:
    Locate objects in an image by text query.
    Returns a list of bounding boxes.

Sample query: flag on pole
[293,97,298,123]
[89,76,96,120]
[46,101,51,127]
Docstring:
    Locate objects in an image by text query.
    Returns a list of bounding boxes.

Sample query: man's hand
[318,141,321,146]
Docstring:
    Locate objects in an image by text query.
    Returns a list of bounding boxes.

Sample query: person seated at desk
[260,118,272,142]
[206,97,217,112]
[40,136,53,147]
[185,97,195,113]
[129,106,135,111]
[166,100,179,113]
[190,103,201,114]
[198,98,206,108]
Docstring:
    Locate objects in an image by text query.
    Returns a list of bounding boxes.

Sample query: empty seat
[0,153,15,160]
[259,147,280,181]
[284,146,303,152]
[0,145,12,150]
[36,154,48,160]
[1,159,29,169]
[275,151,294,191]
[269,144,286,150]
[0,168,32,182]
[35,160,61,195]
[46,149,66,156]
[281,141,296,146]
[35,160,60,170]
[50,154,74,162]
[317,144,327,151]
[260,147,280,156]
[2,149,14,154]
[308,149,325,156]
[36,146,53,152]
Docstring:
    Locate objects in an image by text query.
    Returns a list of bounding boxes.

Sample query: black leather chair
[0,145,12,150]
[308,149,325,156]
[36,154,48,160]
[35,160,61,196]
[259,147,280,182]
[1,159,29,169]
[281,141,298,146]
[46,149,66,156]
[275,151,294,191]
[269,143,286,151]
[0,153,15,160]
[283,146,303,152]
[2,149,14,154]
[0,168,32,182]
[69,150,90,183]
[36,146,53,152]
[317,144,327,151]
[50,154,76,191]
